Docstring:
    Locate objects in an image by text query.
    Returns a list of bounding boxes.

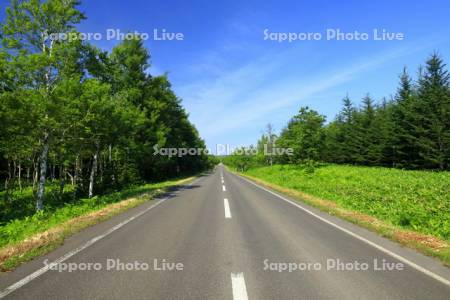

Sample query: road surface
[1,165,449,299]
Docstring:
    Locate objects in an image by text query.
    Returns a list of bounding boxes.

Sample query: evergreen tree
[391,67,420,168]
[226,54,450,171]
[376,97,397,167]
[358,94,380,165]
[325,95,357,163]
[414,53,450,169]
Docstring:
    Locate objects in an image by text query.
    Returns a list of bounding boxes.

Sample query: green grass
[0,178,190,248]
[243,164,450,242]
[0,183,76,224]
[0,176,196,270]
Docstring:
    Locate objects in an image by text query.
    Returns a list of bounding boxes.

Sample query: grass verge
[0,176,196,271]
[226,166,450,267]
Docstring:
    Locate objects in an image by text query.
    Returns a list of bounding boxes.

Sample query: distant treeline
[225,53,450,171]
[0,0,212,212]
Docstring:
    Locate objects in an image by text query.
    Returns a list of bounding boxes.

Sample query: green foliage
[277,107,326,163]
[0,182,75,224]
[0,177,191,248]
[243,164,450,241]
[324,54,450,170]
[228,53,450,171]
[413,54,450,169]
[0,0,210,216]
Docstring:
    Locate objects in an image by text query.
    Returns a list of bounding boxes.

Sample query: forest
[0,0,212,222]
[225,53,450,172]
[222,53,450,253]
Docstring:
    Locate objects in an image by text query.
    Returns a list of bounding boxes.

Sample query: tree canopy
[0,0,211,218]
[225,53,450,171]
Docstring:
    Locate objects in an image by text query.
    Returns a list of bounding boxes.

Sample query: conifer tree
[414,53,450,169]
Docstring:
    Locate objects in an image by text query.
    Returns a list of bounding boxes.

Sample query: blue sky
[1,0,450,152]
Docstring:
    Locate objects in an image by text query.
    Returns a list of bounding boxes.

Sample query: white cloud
[175,41,433,149]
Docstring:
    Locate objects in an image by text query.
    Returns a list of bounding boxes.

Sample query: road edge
[0,175,200,272]
[225,167,450,273]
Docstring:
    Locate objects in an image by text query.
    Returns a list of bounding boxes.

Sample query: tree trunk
[13,159,16,181]
[73,156,80,200]
[88,143,99,198]
[36,133,49,211]
[7,161,11,187]
[67,171,74,186]
[5,161,13,202]
[18,161,22,191]
[59,166,65,197]
[51,164,55,181]
[3,178,9,204]
[33,159,38,192]
[99,153,103,183]
[74,156,79,186]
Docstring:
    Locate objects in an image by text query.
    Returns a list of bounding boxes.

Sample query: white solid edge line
[223,185,226,192]
[237,174,450,287]
[224,198,232,219]
[231,273,249,300]
[0,178,202,299]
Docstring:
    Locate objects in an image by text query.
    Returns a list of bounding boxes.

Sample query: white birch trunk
[88,143,99,198]
[36,133,49,210]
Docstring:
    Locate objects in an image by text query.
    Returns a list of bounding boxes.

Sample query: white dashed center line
[224,198,232,219]
[231,273,249,300]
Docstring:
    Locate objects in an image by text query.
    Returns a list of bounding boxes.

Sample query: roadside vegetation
[223,52,450,264]
[0,0,217,270]
[0,175,197,271]
[0,0,214,219]
[231,165,450,265]
[243,164,450,241]
[224,52,449,172]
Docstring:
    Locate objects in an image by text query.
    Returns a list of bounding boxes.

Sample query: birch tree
[1,0,85,210]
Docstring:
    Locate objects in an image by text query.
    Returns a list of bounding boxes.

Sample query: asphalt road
[1,165,449,299]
